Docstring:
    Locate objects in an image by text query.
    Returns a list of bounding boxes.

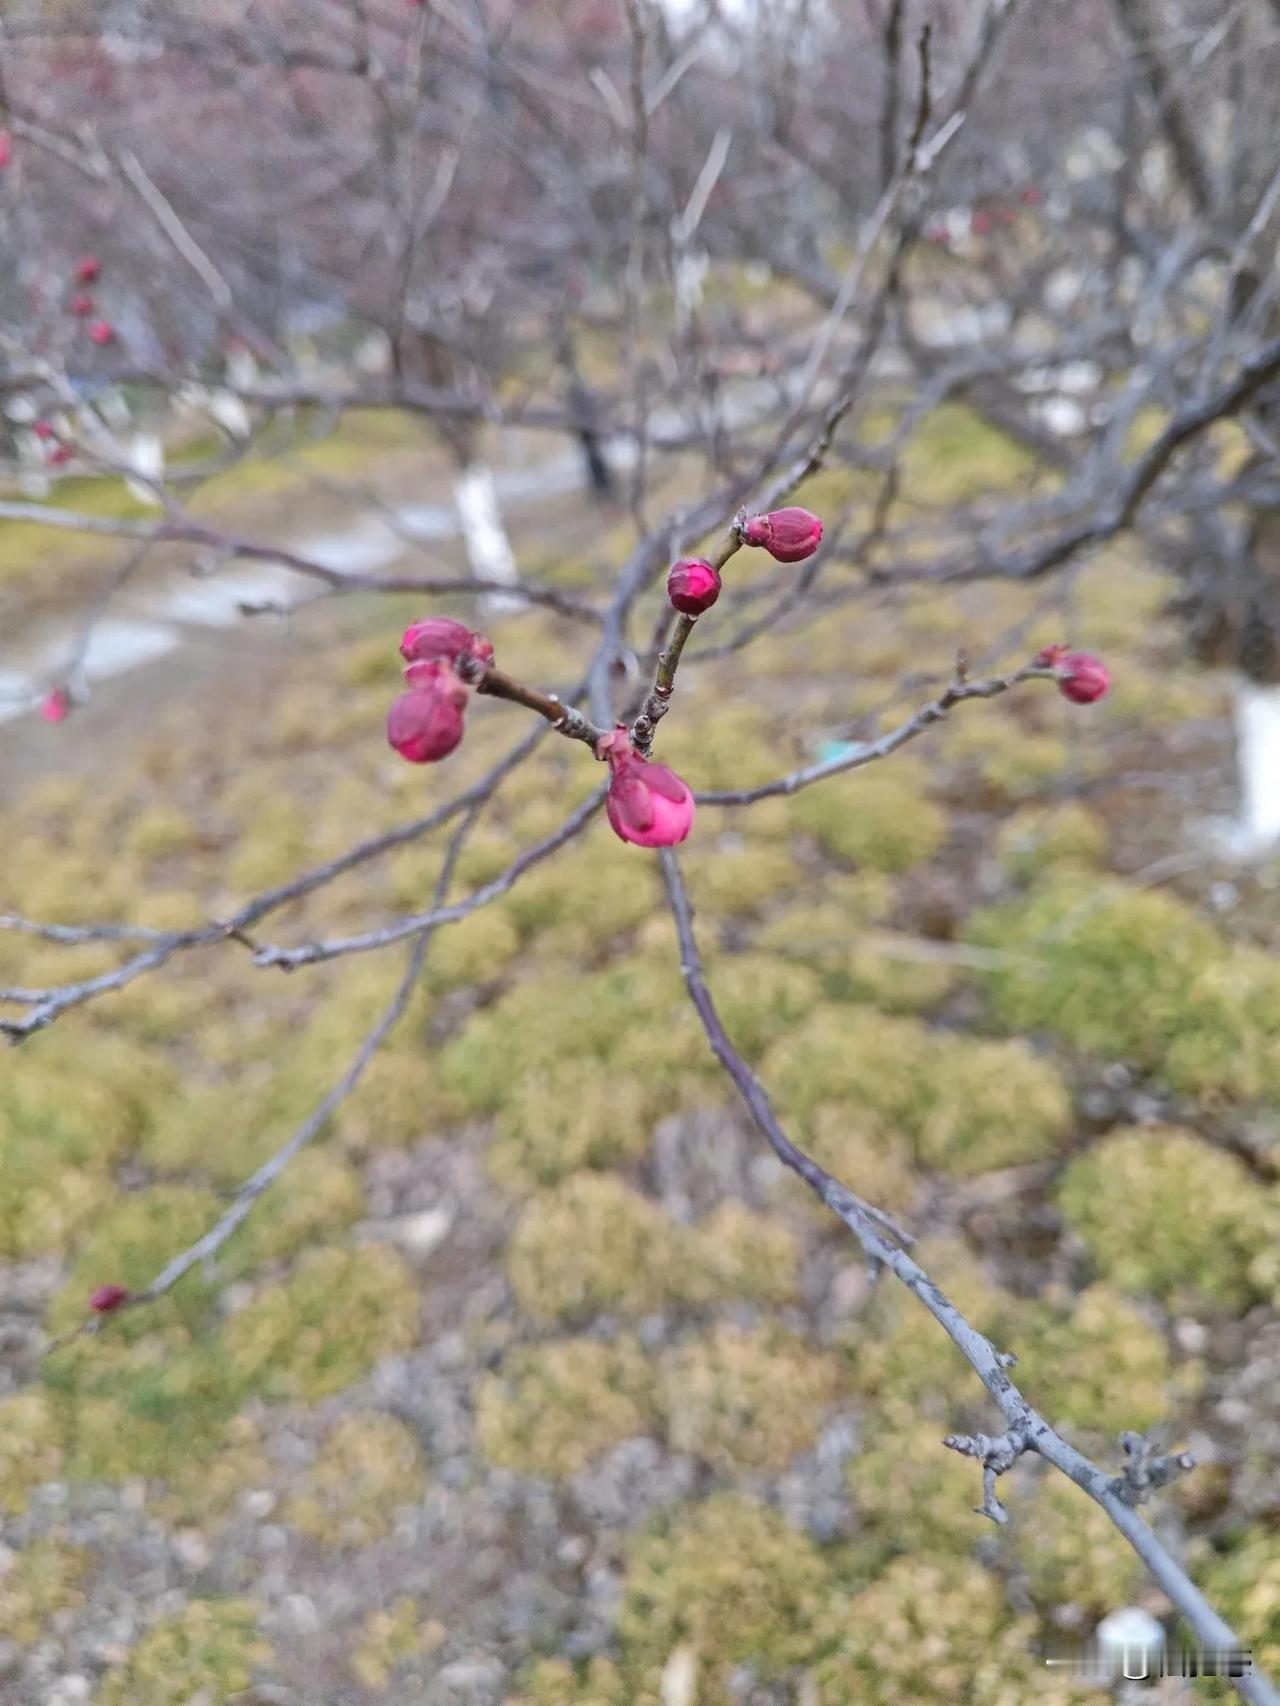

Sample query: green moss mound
[764,1005,1071,1176]
[1057,1128,1277,1312]
[476,1335,657,1478]
[97,1598,272,1706]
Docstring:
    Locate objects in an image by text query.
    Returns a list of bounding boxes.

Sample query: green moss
[221,1244,420,1400]
[1013,1283,1176,1439]
[438,956,707,1123]
[1196,1528,1280,1685]
[849,1404,994,1557]
[618,1495,833,1698]
[48,1185,223,1346]
[699,954,822,1056]
[97,1598,272,1706]
[801,1107,921,1215]
[0,1537,92,1643]
[476,1335,657,1478]
[1013,1472,1144,1613]
[151,1413,271,1528]
[121,802,204,864]
[829,933,958,1013]
[995,803,1110,881]
[488,1061,658,1193]
[350,1598,445,1691]
[502,834,662,952]
[901,402,1040,503]
[286,1414,426,1545]
[1057,1128,1276,1312]
[234,1152,365,1269]
[791,762,947,872]
[0,1394,65,1517]
[685,1202,802,1307]
[968,875,1223,1067]
[425,906,522,989]
[658,704,792,793]
[685,843,805,919]
[811,1554,1059,1703]
[844,1237,1020,1407]
[763,1006,1071,1176]
[506,1175,686,1326]
[510,1657,628,1706]
[658,1324,844,1473]
[1163,950,1280,1103]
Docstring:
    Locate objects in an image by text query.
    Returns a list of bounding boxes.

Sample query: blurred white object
[125,433,164,505]
[1230,681,1280,855]
[660,1645,698,1706]
[208,389,251,439]
[226,344,260,391]
[1096,1607,1166,1680]
[455,461,519,616]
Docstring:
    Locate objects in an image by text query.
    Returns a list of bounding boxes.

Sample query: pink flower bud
[70,291,94,317]
[597,726,695,848]
[1021,184,1043,206]
[387,661,468,763]
[47,445,72,468]
[400,616,495,669]
[0,132,11,169]
[924,223,951,245]
[90,1283,130,1313]
[741,506,823,563]
[87,319,114,346]
[1054,651,1111,704]
[667,558,721,615]
[74,254,101,284]
[40,688,71,723]
[971,208,994,237]
[33,420,56,441]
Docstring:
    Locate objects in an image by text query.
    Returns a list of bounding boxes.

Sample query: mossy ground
[1,392,1275,1702]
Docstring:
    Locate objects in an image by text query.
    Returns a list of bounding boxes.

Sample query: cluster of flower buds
[740,506,823,562]
[387,616,494,764]
[1036,644,1111,704]
[597,726,695,847]
[662,508,825,620]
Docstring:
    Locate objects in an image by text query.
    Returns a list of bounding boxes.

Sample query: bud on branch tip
[1036,645,1111,704]
[741,507,823,562]
[90,1284,130,1313]
[387,660,469,764]
[597,726,695,847]
[667,557,722,615]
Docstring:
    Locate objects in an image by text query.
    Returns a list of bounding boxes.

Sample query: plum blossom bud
[90,1283,130,1313]
[1036,645,1111,704]
[387,661,468,763]
[0,132,11,169]
[667,558,721,615]
[70,291,95,317]
[33,420,56,441]
[74,254,101,284]
[88,319,114,346]
[1021,184,1043,206]
[971,207,994,236]
[400,616,494,670]
[47,445,73,468]
[741,506,823,563]
[597,726,695,848]
[40,688,71,723]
